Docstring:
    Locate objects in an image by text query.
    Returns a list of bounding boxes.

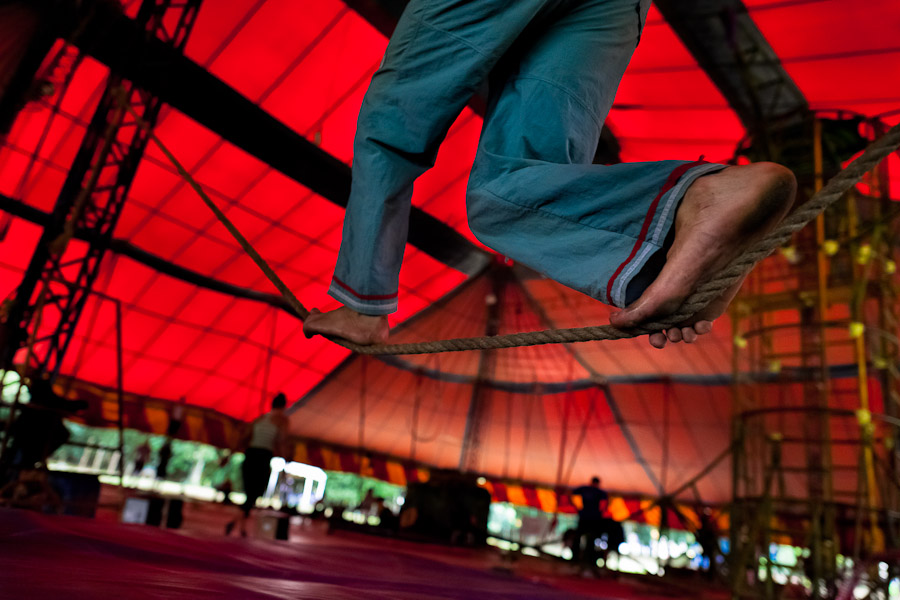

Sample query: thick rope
[122,85,900,356]
[115,90,312,323]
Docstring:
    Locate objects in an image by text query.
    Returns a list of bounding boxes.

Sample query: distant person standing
[155,401,185,484]
[571,476,609,571]
[226,393,289,537]
[132,440,151,479]
[696,507,721,580]
[155,439,173,481]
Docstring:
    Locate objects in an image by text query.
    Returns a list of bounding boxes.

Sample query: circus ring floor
[0,500,726,600]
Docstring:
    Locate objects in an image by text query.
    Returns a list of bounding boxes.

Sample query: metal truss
[1,0,202,377]
[729,115,900,599]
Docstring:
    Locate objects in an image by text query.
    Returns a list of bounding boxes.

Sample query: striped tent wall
[50,377,728,532]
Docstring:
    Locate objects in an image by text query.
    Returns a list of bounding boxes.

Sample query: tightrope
[119,87,900,356]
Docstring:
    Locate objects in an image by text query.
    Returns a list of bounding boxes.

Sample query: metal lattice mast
[1,0,202,378]
[729,114,900,599]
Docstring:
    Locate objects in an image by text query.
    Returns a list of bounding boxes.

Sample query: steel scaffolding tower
[1,0,201,379]
[0,0,201,486]
[729,114,900,599]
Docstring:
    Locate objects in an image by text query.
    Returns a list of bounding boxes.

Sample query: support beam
[3,0,205,375]
[342,0,407,38]
[653,0,809,133]
[0,2,56,134]
[459,265,504,472]
[49,0,488,276]
[0,194,299,317]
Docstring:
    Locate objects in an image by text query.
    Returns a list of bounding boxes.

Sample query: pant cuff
[328,280,398,315]
[608,161,727,308]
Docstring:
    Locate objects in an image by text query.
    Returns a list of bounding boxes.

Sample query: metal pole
[0,289,46,467]
[115,298,125,489]
[358,355,367,475]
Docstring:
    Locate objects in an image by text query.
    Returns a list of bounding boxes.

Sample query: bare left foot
[303,306,390,345]
[610,162,796,348]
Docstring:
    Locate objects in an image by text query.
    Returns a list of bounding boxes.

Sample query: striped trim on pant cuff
[328,282,398,315]
[607,161,726,307]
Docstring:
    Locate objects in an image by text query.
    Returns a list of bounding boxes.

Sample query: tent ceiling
[1,0,899,493]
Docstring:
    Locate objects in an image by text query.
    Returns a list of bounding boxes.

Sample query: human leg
[465,0,794,345]
[466,0,719,307]
[236,447,273,536]
[305,0,562,343]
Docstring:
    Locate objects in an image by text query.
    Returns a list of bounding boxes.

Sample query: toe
[681,327,698,343]
[302,314,322,338]
[609,306,641,329]
[693,320,713,335]
[666,328,683,343]
[649,332,667,349]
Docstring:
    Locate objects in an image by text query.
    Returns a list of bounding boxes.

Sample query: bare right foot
[303,306,390,346]
[611,162,797,348]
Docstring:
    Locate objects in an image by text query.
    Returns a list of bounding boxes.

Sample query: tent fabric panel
[288,356,475,470]
[389,273,595,385]
[605,381,734,503]
[613,4,743,164]
[0,216,40,299]
[470,386,661,495]
[45,256,343,419]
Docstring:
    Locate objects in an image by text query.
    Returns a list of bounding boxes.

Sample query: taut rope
[120,88,900,356]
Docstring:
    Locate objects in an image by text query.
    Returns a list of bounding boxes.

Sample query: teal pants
[330,0,725,314]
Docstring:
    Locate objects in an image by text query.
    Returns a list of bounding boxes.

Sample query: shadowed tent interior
[1,0,899,507]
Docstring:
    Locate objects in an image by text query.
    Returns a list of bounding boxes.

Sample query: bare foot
[645,279,741,349]
[303,306,390,345]
[610,162,796,348]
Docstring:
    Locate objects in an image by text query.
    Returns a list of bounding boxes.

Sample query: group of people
[570,476,721,578]
[2,377,722,575]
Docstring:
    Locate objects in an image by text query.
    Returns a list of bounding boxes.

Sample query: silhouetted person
[226,393,288,537]
[132,440,151,478]
[155,439,173,481]
[373,499,399,534]
[571,476,609,571]
[3,378,86,481]
[696,507,720,580]
[356,487,378,515]
[213,450,234,505]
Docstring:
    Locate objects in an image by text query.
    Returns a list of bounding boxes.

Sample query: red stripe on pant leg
[333,277,398,301]
[605,160,708,304]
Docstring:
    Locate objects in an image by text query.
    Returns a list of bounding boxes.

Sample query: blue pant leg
[466,0,725,308]
[330,0,556,315]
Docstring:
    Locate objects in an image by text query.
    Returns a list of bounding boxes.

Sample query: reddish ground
[0,498,726,600]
